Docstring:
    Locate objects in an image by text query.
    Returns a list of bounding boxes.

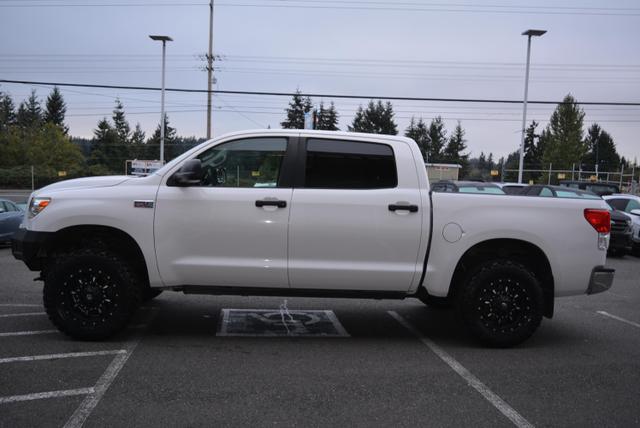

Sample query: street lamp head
[522,29,546,37]
[149,35,173,42]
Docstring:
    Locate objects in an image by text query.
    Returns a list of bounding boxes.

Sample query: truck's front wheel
[43,248,142,340]
[458,260,543,347]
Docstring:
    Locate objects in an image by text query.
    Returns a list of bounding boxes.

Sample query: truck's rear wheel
[43,248,142,340]
[458,260,543,347]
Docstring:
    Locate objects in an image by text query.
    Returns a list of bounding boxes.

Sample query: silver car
[603,194,640,255]
[0,199,24,244]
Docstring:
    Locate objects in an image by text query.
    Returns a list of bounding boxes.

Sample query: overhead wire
[2,79,639,106]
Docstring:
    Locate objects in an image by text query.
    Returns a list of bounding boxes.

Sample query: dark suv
[559,180,620,196]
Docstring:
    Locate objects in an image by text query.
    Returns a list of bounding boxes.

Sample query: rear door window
[304,139,397,189]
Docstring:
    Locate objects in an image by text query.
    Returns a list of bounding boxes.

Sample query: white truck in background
[12,130,614,346]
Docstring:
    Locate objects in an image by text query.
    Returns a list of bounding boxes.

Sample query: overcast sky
[0,0,638,162]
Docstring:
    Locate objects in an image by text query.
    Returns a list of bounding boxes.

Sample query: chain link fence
[0,166,87,190]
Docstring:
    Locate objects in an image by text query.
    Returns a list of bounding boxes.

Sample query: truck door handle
[255,199,287,208]
[388,204,418,213]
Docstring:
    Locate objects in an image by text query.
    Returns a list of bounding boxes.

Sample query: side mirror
[630,209,640,217]
[169,159,203,186]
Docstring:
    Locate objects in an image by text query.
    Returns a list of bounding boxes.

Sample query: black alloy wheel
[459,260,544,347]
[44,248,141,340]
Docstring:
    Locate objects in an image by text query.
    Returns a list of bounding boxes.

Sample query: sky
[0,0,639,164]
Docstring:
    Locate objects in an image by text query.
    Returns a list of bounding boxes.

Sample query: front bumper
[586,266,615,295]
[11,229,53,271]
[609,230,633,251]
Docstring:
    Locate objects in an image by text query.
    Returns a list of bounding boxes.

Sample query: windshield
[555,190,601,200]
[152,139,213,177]
[458,186,505,194]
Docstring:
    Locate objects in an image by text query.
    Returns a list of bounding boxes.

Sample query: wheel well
[46,225,150,289]
[447,239,555,318]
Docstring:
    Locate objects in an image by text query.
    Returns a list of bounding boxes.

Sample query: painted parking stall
[2,248,640,426]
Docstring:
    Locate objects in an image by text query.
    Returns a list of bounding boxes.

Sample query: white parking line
[388,311,534,428]
[597,311,640,329]
[0,330,58,337]
[0,304,41,307]
[0,388,95,404]
[0,312,46,318]
[64,309,158,428]
[0,350,126,364]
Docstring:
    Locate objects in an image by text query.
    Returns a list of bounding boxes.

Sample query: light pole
[517,29,546,184]
[149,35,173,163]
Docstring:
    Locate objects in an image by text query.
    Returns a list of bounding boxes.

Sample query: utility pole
[206,0,214,139]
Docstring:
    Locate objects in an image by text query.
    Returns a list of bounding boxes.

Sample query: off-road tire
[43,248,142,340]
[458,259,544,348]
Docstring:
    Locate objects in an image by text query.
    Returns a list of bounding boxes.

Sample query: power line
[1,0,640,16]
[2,78,639,106]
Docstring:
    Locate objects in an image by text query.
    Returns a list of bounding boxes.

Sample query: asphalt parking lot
[1,247,640,427]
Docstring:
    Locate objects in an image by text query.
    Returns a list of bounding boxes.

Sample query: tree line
[281,90,470,177]
[0,88,203,186]
[499,94,633,183]
[0,87,633,187]
[281,90,633,183]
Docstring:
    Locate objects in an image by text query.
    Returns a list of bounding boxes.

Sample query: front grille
[611,220,630,232]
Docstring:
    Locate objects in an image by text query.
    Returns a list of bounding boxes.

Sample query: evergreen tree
[404,117,430,161]
[315,101,339,131]
[520,121,543,182]
[112,99,130,144]
[44,87,68,134]
[130,122,146,159]
[541,94,587,176]
[131,123,145,145]
[478,152,487,171]
[523,121,541,167]
[281,90,313,129]
[348,100,397,135]
[0,92,16,131]
[487,152,494,170]
[583,123,620,173]
[349,105,367,132]
[147,114,177,160]
[88,118,120,174]
[443,122,469,178]
[16,90,43,129]
[426,116,447,162]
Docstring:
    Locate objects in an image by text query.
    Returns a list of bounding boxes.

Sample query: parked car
[603,194,640,256]
[559,180,620,196]
[13,129,613,347]
[607,207,633,257]
[493,182,526,195]
[431,180,506,195]
[0,199,24,244]
[520,185,601,199]
[521,186,630,255]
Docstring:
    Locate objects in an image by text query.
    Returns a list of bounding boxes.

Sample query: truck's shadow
[133,296,582,350]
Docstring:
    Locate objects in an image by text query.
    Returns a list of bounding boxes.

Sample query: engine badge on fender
[133,200,154,208]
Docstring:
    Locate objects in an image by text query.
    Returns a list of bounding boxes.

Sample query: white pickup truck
[12,130,615,346]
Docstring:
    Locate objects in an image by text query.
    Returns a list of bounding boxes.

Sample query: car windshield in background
[458,186,505,194]
[555,190,601,199]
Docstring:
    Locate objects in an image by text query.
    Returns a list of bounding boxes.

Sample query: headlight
[29,197,51,218]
